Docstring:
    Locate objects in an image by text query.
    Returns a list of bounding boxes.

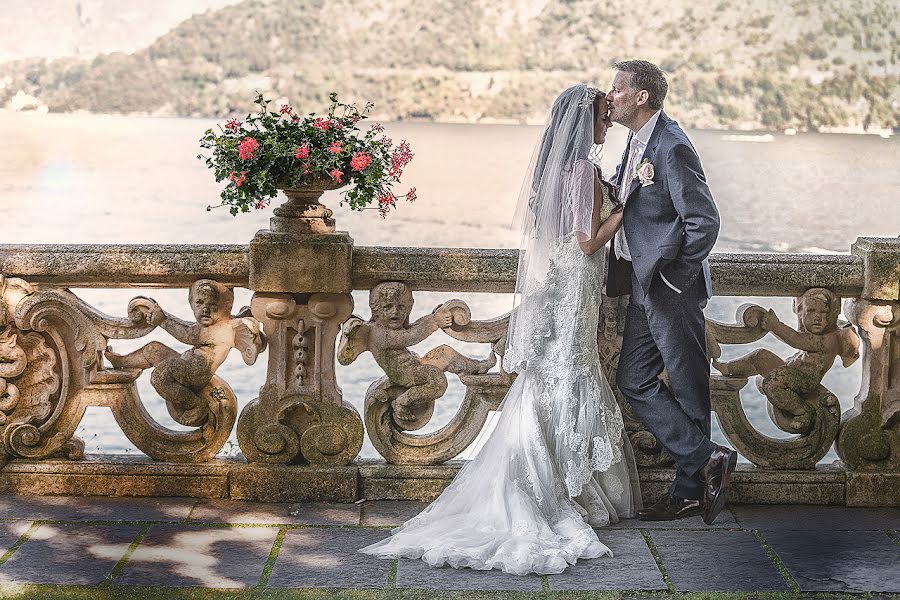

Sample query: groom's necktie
[614,135,641,261]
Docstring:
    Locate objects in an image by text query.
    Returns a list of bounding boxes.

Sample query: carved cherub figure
[713,288,860,431]
[105,279,266,427]
[338,282,494,424]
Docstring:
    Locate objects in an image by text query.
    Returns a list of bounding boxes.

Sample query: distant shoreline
[1,108,895,138]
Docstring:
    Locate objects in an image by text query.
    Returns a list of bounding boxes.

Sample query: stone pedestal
[239,192,363,466]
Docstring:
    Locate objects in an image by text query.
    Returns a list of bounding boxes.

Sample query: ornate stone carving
[709,289,860,469]
[836,299,900,470]
[339,282,504,464]
[237,293,363,465]
[597,292,674,467]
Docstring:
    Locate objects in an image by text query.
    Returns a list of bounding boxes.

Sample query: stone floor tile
[267,527,390,589]
[733,505,900,531]
[548,530,666,591]
[360,501,428,526]
[651,530,789,592]
[0,523,139,585]
[115,524,278,588]
[189,500,359,526]
[396,558,543,591]
[609,508,739,530]
[764,530,900,593]
[0,522,32,553]
[0,495,196,522]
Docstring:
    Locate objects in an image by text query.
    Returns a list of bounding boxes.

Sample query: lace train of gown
[359,236,641,575]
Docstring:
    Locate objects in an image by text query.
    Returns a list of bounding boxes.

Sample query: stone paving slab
[733,505,900,531]
[650,530,790,592]
[608,508,739,530]
[0,495,196,522]
[115,524,278,589]
[267,527,391,589]
[548,530,666,591]
[0,523,140,585]
[0,522,32,554]
[763,529,900,593]
[189,500,360,526]
[360,501,428,527]
[396,557,543,591]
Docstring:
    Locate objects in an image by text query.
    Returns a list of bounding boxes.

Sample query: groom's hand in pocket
[660,258,701,292]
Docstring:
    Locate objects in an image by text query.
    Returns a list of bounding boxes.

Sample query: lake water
[1,111,898,463]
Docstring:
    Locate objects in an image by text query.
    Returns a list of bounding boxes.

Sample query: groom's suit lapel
[625,111,669,202]
[615,131,633,188]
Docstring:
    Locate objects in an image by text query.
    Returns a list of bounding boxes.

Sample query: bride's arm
[579,211,622,256]
[579,176,623,256]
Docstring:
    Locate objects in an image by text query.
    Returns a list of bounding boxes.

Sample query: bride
[359,84,641,575]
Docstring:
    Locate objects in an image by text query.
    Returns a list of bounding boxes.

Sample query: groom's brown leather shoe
[637,494,703,521]
[702,445,738,525]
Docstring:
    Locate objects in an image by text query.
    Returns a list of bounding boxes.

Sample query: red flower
[329,168,344,183]
[280,104,293,115]
[313,117,330,131]
[389,140,413,178]
[377,192,396,218]
[228,170,247,187]
[238,136,260,160]
[350,151,372,171]
[295,144,310,159]
[225,119,240,131]
[328,141,342,154]
[406,187,417,202]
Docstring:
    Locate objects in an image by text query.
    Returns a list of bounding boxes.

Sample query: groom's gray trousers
[617,269,718,500]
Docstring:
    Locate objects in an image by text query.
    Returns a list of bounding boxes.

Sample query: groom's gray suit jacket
[606,111,719,299]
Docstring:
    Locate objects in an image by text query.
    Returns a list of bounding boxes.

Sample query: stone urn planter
[271,179,345,236]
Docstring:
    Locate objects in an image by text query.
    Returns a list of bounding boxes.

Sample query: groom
[605,60,737,524]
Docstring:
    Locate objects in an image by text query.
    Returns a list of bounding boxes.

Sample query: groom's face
[608,71,639,127]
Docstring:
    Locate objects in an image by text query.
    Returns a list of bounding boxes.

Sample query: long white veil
[504,83,603,374]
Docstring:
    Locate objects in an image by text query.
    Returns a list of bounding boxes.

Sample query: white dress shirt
[614,109,661,261]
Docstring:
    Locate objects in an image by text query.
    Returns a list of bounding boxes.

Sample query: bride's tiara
[578,86,604,108]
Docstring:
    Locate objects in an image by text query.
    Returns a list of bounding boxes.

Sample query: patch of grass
[751,530,799,593]
[0,585,887,599]
[101,523,152,586]
[640,529,675,592]
[388,559,398,588]
[257,527,287,588]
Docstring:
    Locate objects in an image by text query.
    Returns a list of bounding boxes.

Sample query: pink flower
[302,163,311,174]
[225,119,240,131]
[328,141,342,154]
[329,168,344,183]
[228,170,247,187]
[295,144,310,159]
[377,192,396,218]
[280,104,293,115]
[389,140,413,178]
[406,187,417,202]
[371,123,385,134]
[238,136,260,160]
[313,117,330,131]
[350,151,372,171]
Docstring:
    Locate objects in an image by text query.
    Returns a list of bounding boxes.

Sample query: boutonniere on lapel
[633,158,655,187]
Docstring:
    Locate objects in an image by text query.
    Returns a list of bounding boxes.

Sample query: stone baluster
[836,238,900,506]
[237,191,364,465]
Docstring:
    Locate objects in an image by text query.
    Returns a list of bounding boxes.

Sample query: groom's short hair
[613,60,668,110]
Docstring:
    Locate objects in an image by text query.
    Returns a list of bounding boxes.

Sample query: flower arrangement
[199,93,415,217]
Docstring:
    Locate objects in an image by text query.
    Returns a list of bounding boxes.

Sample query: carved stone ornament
[709,289,859,469]
[338,282,506,464]
[237,293,363,465]
[836,299,900,470]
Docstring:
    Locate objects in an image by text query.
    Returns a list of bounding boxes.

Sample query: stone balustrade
[0,232,897,508]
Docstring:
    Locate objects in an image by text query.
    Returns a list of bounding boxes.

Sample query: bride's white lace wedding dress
[360,84,640,575]
[360,235,640,575]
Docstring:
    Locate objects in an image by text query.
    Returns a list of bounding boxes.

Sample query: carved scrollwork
[709,289,859,469]
[237,293,363,465]
[339,282,505,465]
